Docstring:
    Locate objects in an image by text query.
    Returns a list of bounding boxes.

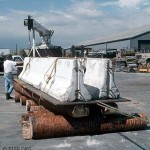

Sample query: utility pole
[16,43,18,54]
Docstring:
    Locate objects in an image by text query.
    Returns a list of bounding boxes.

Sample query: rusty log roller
[21,106,52,124]
[21,112,55,140]
[13,81,17,91]
[14,81,22,93]
[15,91,21,103]
[20,95,27,106]
[29,105,47,112]
[21,106,55,140]
[26,100,37,111]
[14,82,32,98]
[21,106,54,124]
[21,112,148,140]
[21,88,33,99]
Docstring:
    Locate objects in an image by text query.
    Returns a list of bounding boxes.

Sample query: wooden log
[30,105,46,112]
[21,110,55,140]
[14,82,22,93]
[21,112,148,139]
[13,81,17,91]
[26,100,37,111]
[22,88,32,99]
[20,95,27,106]
[15,91,21,103]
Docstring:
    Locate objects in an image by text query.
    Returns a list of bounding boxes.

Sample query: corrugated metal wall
[87,33,150,51]
[131,32,150,49]
[86,40,130,52]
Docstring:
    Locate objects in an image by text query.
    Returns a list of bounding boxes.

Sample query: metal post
[106,42,107,50]
[32,29,35,57]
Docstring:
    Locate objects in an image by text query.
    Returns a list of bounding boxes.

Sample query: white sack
[43,59,91,102]
[19,57,57,89]
[83,58,120,99]
[19,57,91,102]
[19,57,119,102]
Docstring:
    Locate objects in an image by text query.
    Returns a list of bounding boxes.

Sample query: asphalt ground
[0,72,150,150]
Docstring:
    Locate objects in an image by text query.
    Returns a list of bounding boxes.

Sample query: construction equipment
[138,58,150,73]
[24,15,62,57]
[13,57,149,139]
[135,53,150,72]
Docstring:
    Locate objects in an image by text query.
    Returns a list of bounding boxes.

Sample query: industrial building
[77,24,150,54]
[0,48,10,55]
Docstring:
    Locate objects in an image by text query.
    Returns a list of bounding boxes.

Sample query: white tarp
[83,58,120,99]
[19,57,120,102]
[19,57,91,102]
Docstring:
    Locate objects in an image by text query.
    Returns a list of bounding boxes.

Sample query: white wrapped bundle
[19,57,57,89]
[19,57,119,102]
[19,57,91,102]
[83,58,120,99]
[41,59,91,102]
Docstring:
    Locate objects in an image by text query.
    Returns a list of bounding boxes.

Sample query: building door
[138,40,150,52]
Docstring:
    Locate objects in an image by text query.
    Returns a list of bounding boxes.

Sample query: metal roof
[77,24,150,46]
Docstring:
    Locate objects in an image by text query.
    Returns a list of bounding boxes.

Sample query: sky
[0,0,150,50]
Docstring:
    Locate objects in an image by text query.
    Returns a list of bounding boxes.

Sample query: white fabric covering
[19,57,119,102]
[19,57,57,88]
[83,58,120,99]
[19,57,91,102]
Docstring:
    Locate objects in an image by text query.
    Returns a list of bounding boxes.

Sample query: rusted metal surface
[21,88,32,98]
[15,91,21,103]
[21,107,55,140]
[30,105,46,112]
[14,80,32,98]
[13,81,17,91]
[14,80,22,93]
[26,100,37,111]
[20,95,27,105]
[21,112,148,139]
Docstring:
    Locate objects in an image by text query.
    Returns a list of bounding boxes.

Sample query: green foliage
[126,58,135,62]
[0,56,5,61]
[121,51,135,56]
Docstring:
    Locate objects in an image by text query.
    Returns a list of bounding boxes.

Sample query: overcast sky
[0,0,150,50]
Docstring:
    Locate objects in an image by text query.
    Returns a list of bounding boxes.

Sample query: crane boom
[24,15,54,49]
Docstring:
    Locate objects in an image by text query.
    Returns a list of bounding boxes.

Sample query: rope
[80,57,87,73]
[77,90,149,123]
[19,57,32,80]
[38,58,59,105]
[96,101,149,123]
[43,58,59,84]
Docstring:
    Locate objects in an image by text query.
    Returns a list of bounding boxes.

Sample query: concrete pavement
[0,72,150,150]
